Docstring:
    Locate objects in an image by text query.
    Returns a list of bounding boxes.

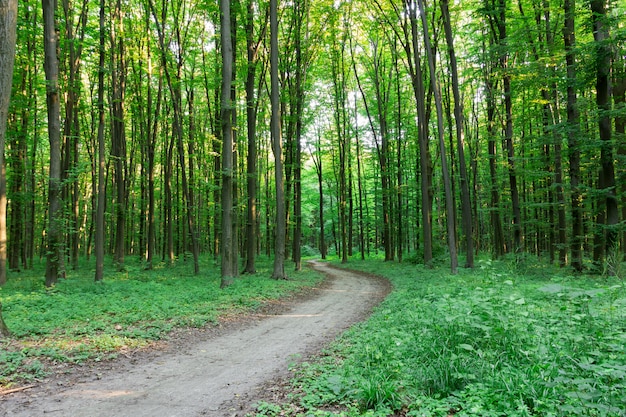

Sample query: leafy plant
[0,256,323,388]
[271,258,626,416]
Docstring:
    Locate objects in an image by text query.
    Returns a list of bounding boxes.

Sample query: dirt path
[0,261,389,417]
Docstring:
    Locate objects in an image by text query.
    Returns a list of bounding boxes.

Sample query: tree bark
[563,0,583,271]
[417,0,458,273]
[94,0,106,281]
[590,0,618,267]
[0,0,18,286]
[441,0,474,268]
[407,3,433,266]
[243,0,264,274]
[43,0,65,287]
[270,0,287,279]
[110,0,126,270]
[220,0,236,286]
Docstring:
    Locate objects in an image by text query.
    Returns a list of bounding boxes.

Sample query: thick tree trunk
[591,0,618,268]
[0,0,19,287]
[43,0,65,287]
[220,0,236,286]
[244,0,262,274]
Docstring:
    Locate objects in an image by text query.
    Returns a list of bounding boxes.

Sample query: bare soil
[0,261,390,417]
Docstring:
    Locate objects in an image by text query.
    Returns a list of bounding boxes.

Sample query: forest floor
[0,261,390,417]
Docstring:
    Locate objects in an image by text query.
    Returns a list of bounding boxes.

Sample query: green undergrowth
[0,256,322,388]
[250,257,626,417]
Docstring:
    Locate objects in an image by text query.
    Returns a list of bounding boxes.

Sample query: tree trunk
[407,4,433,266]
[94,0,106,281]
[311,133,326,259]
[441,0,474,268]
[418,0,458,273]
[270,0,286,279]
[0,0,19,287]
[43,0,64,287]
[220,0,236,286]
[243,0,263,274]
[0,0,18,286]
[110,0,126,270]
[591,0,618,268]
[291,0,307,271]
[563,0,583,272]
[333,33,349,264]
[614,75,625,260]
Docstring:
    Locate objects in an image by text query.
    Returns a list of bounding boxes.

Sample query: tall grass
[257,257,626,417]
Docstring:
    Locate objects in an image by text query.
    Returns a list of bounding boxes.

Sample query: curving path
[0,261,389,417]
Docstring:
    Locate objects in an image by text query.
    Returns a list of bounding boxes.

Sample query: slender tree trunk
[291,0,307,271]
[333,35,349,264]
[418,0,458,273]
[355,120,365,261]
[493,0,522,253]
[614,75,625,260]
[311,133,326,259]
[94,0,106,281]
[244,0,262,274]
[110,0,126,270]
[43,0,64,287]
[441,0,473,268]
[270,0,286,279]
[486,73,506,257]
[408,4,433,266]
[229,3,239,275]
[220,0,236,286]
[563,0,583,271]
[591,0,618,268]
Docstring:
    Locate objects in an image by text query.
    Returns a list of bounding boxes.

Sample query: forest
[0,0,624,288]
[0,0,625,414]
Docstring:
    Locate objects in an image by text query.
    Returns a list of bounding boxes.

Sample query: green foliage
[254,258,626,416]
[0,256,323,388]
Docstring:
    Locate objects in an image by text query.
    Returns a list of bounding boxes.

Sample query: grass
[0,255,323,388]
[249,256,626,417]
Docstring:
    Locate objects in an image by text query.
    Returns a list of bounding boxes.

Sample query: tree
[406,0,434,266]
[43,0,65,287]
[243,0,266,274]
[0,0,18,286]
[441,0,473,268]
[220,0,236,287]
[110,0,127,270]
[590,0,618,267]
[0,0,19,336]
[270,0,287,280]
[417,0,458,273]
[94,0,106,281]
[563,0,583,271]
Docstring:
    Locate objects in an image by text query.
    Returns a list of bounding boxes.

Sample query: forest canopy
[0,0,625,286]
